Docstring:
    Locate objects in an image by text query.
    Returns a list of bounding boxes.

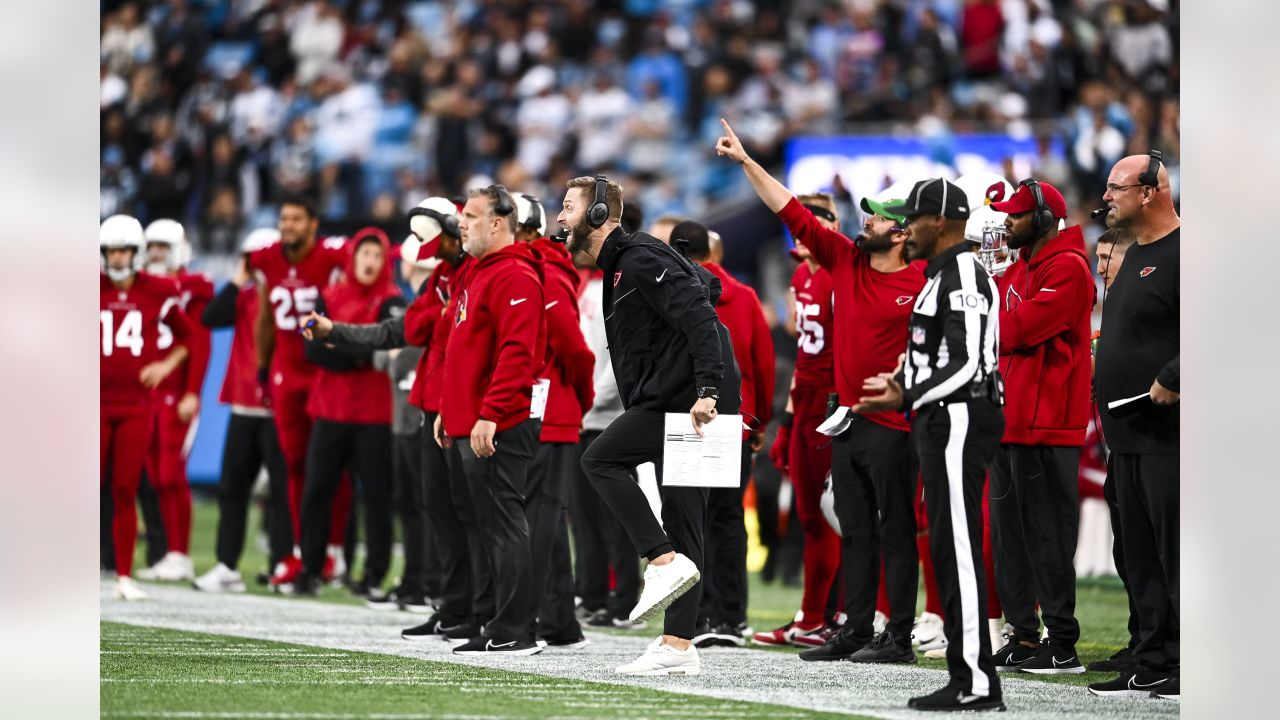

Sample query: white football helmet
[407,196,460,246]
[512,192,548,237]
[100,214,146,281]
[399,234,438,271]
[955,173,1015,275]
[144,219,189,272]
[240,227,281,254]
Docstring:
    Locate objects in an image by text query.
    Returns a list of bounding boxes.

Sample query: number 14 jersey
[249,238,349,383]
[790,261,835,391]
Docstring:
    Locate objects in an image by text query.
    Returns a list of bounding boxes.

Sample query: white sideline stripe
[101,584,1178,720]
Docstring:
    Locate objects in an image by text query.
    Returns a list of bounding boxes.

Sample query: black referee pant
[581,407,707,640]
[699,442,751,628]
[1112,453,1179,673]
[572,430,641,619]
[527,441,582,642]
[457,418,539,643]
[831,417,919,641]
[915,400,1003,699]
[421,413,493,627]
[989,445,1082,647]
[215,412,291,570]
[1103,458,1140,650]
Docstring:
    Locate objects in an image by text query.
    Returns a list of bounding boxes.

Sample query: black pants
[699,442,751,627]
[457,419,539,642]
[572,430,641,618]
[1112,453,1179,672]
[831,417,919,639]
[989,444,1082,646]
[580,407,707,639]
[915,400,1003,699]
[1103,457,1140,649]
[527,442,581,641]
[300,420,393,586]
[392,431,439,598]
[215,413,291,569]
[421,414,492,625]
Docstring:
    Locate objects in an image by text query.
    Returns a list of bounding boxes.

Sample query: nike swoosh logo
[545,300,558,309]
[509,298,527,306]
[1130,677,1167,689]
[656,269,668,282]
[486,639,517,650]
[1039,288,1057,293]
[1053,656,1078,666]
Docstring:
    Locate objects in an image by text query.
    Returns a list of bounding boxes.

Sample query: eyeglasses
[1105,183,1147,193]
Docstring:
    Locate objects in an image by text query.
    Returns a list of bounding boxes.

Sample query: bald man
[1088,153,1180,701]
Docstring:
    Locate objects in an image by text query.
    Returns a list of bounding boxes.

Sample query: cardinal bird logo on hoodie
[454,290,468,326]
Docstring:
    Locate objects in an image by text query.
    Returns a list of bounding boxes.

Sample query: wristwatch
[696,386,719,400]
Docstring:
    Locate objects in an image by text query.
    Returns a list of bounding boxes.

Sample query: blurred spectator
[229,69,285,145]
[627,80,677,178]
[514,66,571,178]
[961,0,1004,80]
[291,1,345,86]
[200,186,244,256]
[1109,1,1173,92]
[101,147,138,219]
[101,2,155,73]
[101,63,128,108]
[139,147,191,223]
[575,72,632,170]
[783,58,838,135]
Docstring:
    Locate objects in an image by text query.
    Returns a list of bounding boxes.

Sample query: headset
[1020,178,1055,238]
[406,206,460,239]
[521,193,544,233]
[488,184,516,216]
[1139,149,1163,188]
[587,173,611,229]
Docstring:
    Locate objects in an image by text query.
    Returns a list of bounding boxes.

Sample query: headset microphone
[1090,207,1108,220]
[550,228,569,244]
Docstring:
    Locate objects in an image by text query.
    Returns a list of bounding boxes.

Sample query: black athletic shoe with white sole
[443,622,482,641]
[907,682,1006,712]
[1087,669,1173,698]
[799,629,869,662]
[991,638,1041,671]
[1017,639,1084,674]
[1086,646,1136,673]
[400,615,465,640]
[453,636,543,656]
[1152,673,1178,700]
[848,630,916,664]
[538,635,592,650]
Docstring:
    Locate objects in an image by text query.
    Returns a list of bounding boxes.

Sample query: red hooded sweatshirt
[995,225,1095,446]
[529,238,595,443]
[440,242,546,438]
[412,255,474,414]
[305,229,404,425]
[701,262,775,432]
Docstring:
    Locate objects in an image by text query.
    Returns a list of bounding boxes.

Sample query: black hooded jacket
[596,227,741,415]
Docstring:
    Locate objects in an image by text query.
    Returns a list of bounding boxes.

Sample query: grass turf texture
[130,495,1130,689]
[101,621,868,720]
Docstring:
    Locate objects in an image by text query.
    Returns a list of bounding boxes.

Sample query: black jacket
[597,227,741,414]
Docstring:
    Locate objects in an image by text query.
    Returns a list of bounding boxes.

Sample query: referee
[557,174,741,677]
[855,179,1006,713]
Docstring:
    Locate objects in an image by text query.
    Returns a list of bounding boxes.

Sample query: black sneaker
[991,638,1041,671]
[908,682,1005,712]
[285,574,320,597]
[1086,646,1136,673]
[397,593,434,614]
[443,622,482,641]
[453,636,543,656]
[400,614,462,641]
[365,588,396,610]
[849,630,916,664]
[538,635,592,650]
[709,622,748,647]
[1152,673,1178,700]
[1087,669,1173,698]
[1018,639,1084,675]
[585,609,614,627]
[799,629,869,662]
[691,622,720,649]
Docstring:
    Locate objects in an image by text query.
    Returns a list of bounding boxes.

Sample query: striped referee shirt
[900,243,1001,411]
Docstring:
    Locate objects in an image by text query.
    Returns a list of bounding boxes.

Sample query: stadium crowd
[100,0,1181,713]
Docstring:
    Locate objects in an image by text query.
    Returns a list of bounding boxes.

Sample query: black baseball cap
[883,178,970,221]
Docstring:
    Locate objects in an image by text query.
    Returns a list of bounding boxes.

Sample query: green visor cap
[860,197,907,225]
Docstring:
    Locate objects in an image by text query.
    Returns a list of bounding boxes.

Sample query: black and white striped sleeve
[903,254,998,411]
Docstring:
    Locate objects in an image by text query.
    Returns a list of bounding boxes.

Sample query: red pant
[146,393,196,555]
[789,386,840,624]
[102,410,154,577]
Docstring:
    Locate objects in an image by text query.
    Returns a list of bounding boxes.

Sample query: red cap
[991,181,1068,219]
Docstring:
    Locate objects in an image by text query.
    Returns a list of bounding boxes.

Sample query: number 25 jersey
[248,238,349,381]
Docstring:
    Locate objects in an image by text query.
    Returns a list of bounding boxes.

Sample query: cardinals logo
[985,182,1008,205]
[895,295,914,306]
[1139,266,1157,278]
[613,272,622,287]
[454,290,468,326]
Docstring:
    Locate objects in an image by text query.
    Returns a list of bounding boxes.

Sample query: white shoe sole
[366,601,397,611]
[542,639,592,650]
[919,637,948,652]
[1087,688,1153,698]
[1021,665,1085,675]
[454,647,542,657]
[616,664,701,676]
[400,633,442,641]
[192,581,247,593]
[923,649,947,659]
[629,569,701,623]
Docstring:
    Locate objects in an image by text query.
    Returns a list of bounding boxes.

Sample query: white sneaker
[920,634,949,653]
[628,553,700,623]
[912,612,945,647]
[193,563,246,593]
[924,644,948,659]
[616,637,701,676]
[113,576,148,601]
[873,610,888,635]
[988,618,1007,653]
[134,562,162,581]
[153,552,196,582]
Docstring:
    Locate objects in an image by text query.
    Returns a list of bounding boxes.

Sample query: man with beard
[983,180,1094,675]
[716,119,924,666]
[854,178,1006,713]
[558,174,741,676]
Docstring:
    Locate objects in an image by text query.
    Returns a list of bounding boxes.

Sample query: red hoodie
[530,238,595,444]
[412,255,474,414]
[306,229,403,425]
[701,262,775,432]
[440,243,546,437]
[996,225,1095,446]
